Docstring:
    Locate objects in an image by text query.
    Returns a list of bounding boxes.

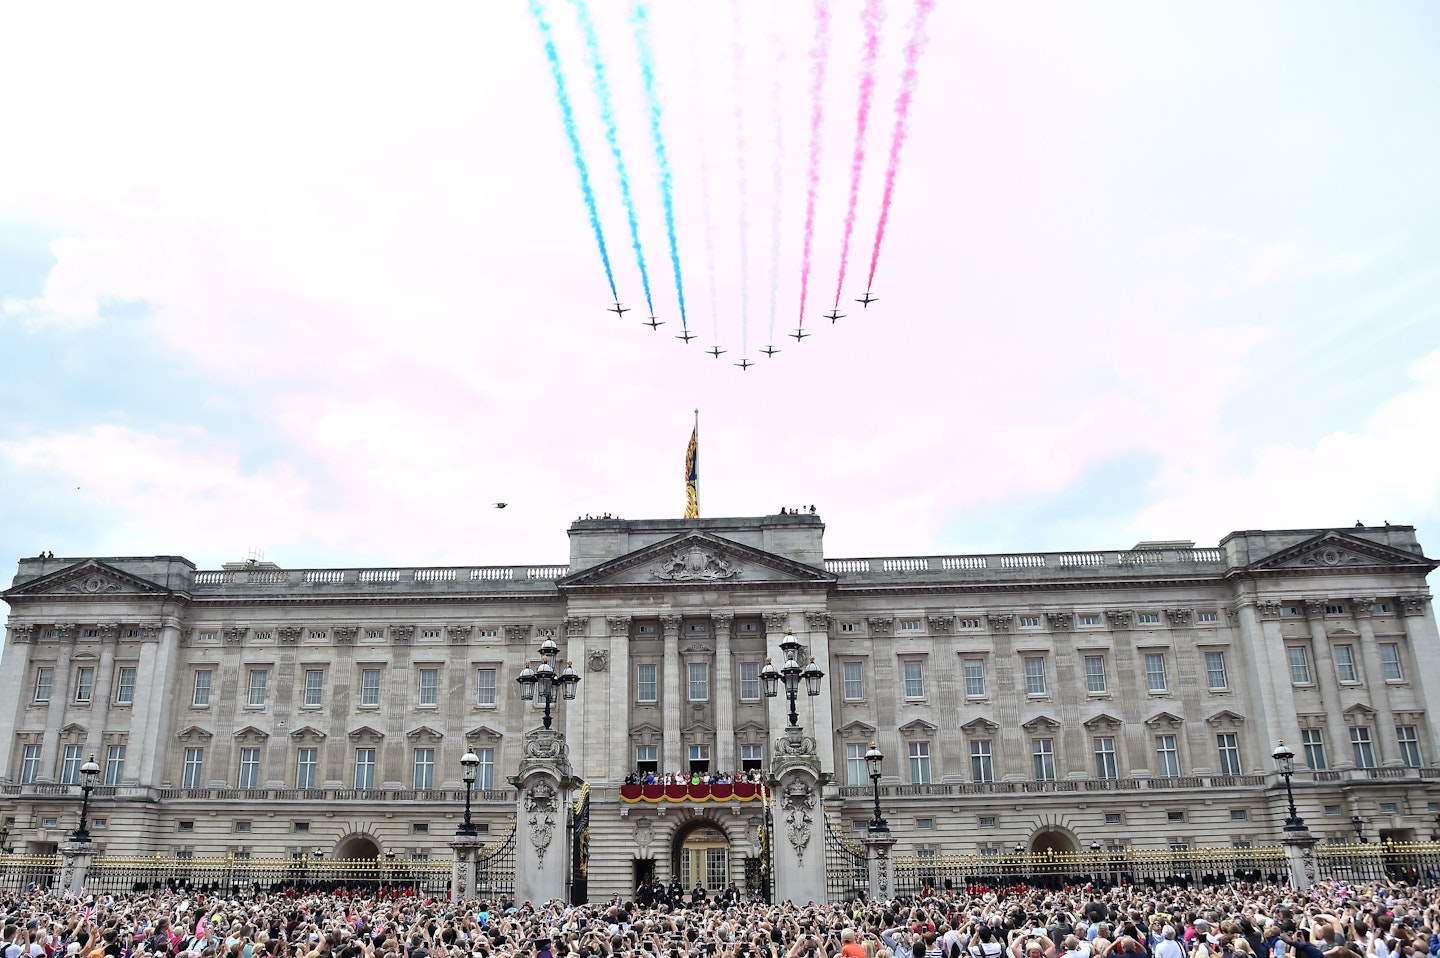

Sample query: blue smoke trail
[528,0,617,301]
[570,0,653,316]
[631,3,688,328]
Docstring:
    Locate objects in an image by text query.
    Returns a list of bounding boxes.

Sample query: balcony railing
[834,773,1268,798]
[189,567,567,591]
[825,547,1225,579]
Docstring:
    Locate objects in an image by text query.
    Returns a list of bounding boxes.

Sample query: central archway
[670,819,731,895]
[1029,829,1076,854]
[337,835,381,860]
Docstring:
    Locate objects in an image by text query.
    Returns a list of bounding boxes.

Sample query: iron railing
[824,812,869,903]
[474,819,517,898]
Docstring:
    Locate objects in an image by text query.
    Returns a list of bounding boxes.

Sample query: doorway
[672,822,729,893]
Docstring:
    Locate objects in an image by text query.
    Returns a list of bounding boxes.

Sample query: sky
[2,1,1440,581]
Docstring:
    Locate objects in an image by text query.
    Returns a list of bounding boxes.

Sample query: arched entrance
[1028,829,1076,854]
[337,835,381,860]
[670,820,731,896]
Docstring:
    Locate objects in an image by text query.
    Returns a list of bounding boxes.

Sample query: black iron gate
[747,795,773,902]
[824,812,868,904]
[475,819,517,899]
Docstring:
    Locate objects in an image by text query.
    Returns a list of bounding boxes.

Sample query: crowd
[3,879,1440,958]
[622,771,766,787]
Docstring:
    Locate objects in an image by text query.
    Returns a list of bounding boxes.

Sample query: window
[1138,612,1160,624]
[964,659,986,697]
[192,670,212,706]
[366,629,386,640]
[636,664,658,703]
[61,746,83,785]
[959,618,981,629]
[840,622,861,632]
[1032,738,1056,781]
[413,748,435,789]
[1167,811,1186,823]
[1024,657,1047,696]
[177,820,194,833]
[1019,616,1041,628]
[293,749,316,783]
[1287,646,1311,685]
[294,822,310,833]
[915,817,934,830]
[478,628,498,638]
[90,818,106,830]
[1156,735,1180,777]
[34,667,53,703]
[635,745,658,773]
[1204,651,1228,690]
[115,667,136,705]
[354,748,377,789]
[247,669,268,706]
[900,619,922,631]
[105,745,126,785]
[75,667,95,703]
[303,670,324,707]
[908,741,932,784]
[688,662,710,701]
[687,622,707,633]
[1334,645,1358,683]
[1144,653,1168,692]
[475,747,495,789]
[360,669,381,706]
[1380,644,1403,681]
[1302,729,1327,770]
[1371,602,1390,614]
[971,740,994,783]
[1280,606,1302,617]
[688,744,711,773]
[1079,615,1100,626]
[1231,809,1249,821]
[1104,812,1123,825]
[1324,804,1341,816]
[740,743,764,771]
[421,629,441,639]
[842,661,864,701]
[1094,737,1117,780]
[1197,611,1218,623]
[1350,727,1376,768]
[476,668,497,706]
[238,748,260,789]
[1397,726,1422,768]
[739,662,761,701]
[20,745,41,784]
[846,743,868,786]
[1217,733,1242,775]
[182,747,204,788]
[978,816,996,828]
[418,669,438,706]
[235,821,251,833]
[1379,801,1398,814]
[1084,656,1107,694]
[902,660,925,699]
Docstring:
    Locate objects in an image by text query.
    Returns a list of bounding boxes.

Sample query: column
[1396,596,1440,754]
[0,626,36,781]
[1234,602,1294,750]
[606,616,631,783]
[1351,601,1397,766]
[39,626,77,784]
[1304,603,1351,768]
[802,611,837,774]
[712,613,735,772]
[83,631,118,759]
[134,622,181,785]
[660,614,683,772]
[562,617,588,777]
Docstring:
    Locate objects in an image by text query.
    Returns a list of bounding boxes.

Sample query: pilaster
[660,614,682,772]
[1349,601,1398,766]
[1304,602,1351,770]
[712,613,735,771]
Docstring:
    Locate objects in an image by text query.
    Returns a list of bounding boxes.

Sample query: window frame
[296,748,318,789]
[1350,726,1376,769]
[34,667,54,704]
[75,666,95,703]
[360,669,382,707]
[417,668,439,707]
[1155,734,1180,778]
[1397,725,1422,768]
[1380,643,1404,682]
[115,667,137,705]
[302,669,324,708]
[476,668,498,707]
[238,747,261,790]
[841,661,865,702]
[1204,651,1229,691]
[20,745,41,785]
[1023,656,1047,696]
[963,658,986,698]
[247,669,268,707]
[1334,644,1359,684]
[635,663,658,703]
[1083,655,1107,694]
[908,740,932,785]
[687,661,710,702]
[1094,736,1118,780]
[970,739,994,783]
[1032,737,1056,781]
[413,748,436,790]
[1301,728,1327,770]
[1287,646,1312,685]
[354,747,377,790]
[182,747,205,789]
[1216,732,1242,775]
[845,743,868,786]
[1144,653,1168,693]
[739,661,761,701]
[104,744,126,786]
[901,659,925,700]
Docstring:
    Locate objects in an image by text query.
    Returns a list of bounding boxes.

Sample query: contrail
[767,14,785,345]
[570,0,653,315]
[631,3,689,328]
[866,0,936,292]
[686,15,721,340]
[833,0,884,307]
[528,0,617,301]
[796,0,832,329]
[731,0,750,355]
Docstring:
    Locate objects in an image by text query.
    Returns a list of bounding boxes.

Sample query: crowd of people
[621,771,766,787]
[3,879,1439,958]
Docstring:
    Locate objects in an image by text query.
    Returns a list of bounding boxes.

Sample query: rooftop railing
[190,566,569,590]
[825,547,1226,577]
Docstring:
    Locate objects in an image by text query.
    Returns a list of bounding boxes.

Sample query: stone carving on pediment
[447,625,473,644]
[927,615,955,633]
[780,779,816,866]
[1165,609,1192,626]
[9,624,35,644]
[867,617,894,635]
[223,627,247,645]
[1258,602,1282,620]
[805,611,832,630]
[1302,548,1366,568]
[605,616,630,636]
[1104,610,1132,629]
[332,627,357,645]
[1206,709,1245,731]
[587,649,608,672]
[277,626,302,644]
[391,626,415,644]
[986,614,1012,633]
[64,575,123,596]
[764,612,789,633]
[1045,612,1071,630]
[1082,713,1122,731]
[504,624,531,643]
[960,717,1000,735]
[1143,711,1184,730]
[1400,595,1429,617]
[565,616,589,638]
[652,544,741,581]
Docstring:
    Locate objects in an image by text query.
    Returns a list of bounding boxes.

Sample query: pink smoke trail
[796,0,831,330]
[833,0,884,308]
[866,0,935,292]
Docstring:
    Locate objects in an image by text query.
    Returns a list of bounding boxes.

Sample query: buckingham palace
[2,513,1438,899]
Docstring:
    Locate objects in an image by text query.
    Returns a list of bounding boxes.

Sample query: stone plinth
[767,726,830,905]
[450,835,485,902]
[59,841,95,894]
[864,826,897,901]
[510,728,578,906]
[1282,827,1319,888]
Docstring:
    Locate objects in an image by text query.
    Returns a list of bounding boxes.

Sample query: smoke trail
[570,0,653,315]
[631,3,689,328]
[833,0,884,307]
[866,0,936,292]
[796,0,832,329]
[731,1,750,355]
[767,15,785,344]
[686,16,721,340]
[528,0,617,301]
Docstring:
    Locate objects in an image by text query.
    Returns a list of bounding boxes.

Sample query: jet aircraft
[789,328,811,341]
[608,301,630,316]
[707,346,727,358]
[761,346,780,357]
[855,291,877,307]
[734,358,752,371]
[825,308,845,323]
[644,315,664,329]
[676,330,696,343]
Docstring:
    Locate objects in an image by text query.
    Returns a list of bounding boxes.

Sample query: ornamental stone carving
[780,779,816,866]
[1258,602,1282,620]
[659,615,682,637]
[565,616,589,638]
[139,624,161,641]
[985,614,1013,633]
[1165,609,1192,626]
[1349,597,1374,618]
[223,627,247,645]
[1302,600,1325,620]
[1105,610,1132,628]
[524,779,559,863]
[332,627,357,644]
[9,625,34,644]
[504,624,531,643]
[605,616,630,637]
[587,649,609,672]
[927,616,955,633]
[805,612,832,630]
[391,625,415,644]
[278,626,302,644]
[764,612,789,633]
[1304,548,1364,567]
[652,545,740,581]
[1401,595,1429,616]
[54,624,77,641]
[64,575,121,595]
[710,613,735,637]
[447,625,473,644]
[1044,612,1072,630]
[867,617,894,635]
[96,623,120,641]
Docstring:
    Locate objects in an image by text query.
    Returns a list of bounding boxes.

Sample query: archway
[337,835,381,860]
[669,819,731,897]
[1028,829,1076,854]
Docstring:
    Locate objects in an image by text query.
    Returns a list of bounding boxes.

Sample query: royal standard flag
[684,414,699,519]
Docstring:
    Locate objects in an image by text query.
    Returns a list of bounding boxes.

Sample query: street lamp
[762,629,823,729]
[70,754,100,843]
[1431,813,1439,842]
[1089,840,1102,888]
[1270,741,1306,831]
[457,745,480,838]
[864,742,887,833]
[1351,815,1366,843]
[516,636,581,731]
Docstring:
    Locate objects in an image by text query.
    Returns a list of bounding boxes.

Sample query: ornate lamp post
[70,754,100,843]
[1352,815,1367,843]
[1089,840,1102,887]
[516,636,580,730]
[1271,741,1306,831]
[1431,813,1439,842]
[865,742,887,833]
[457,746,480,838]
[761,629,823,728]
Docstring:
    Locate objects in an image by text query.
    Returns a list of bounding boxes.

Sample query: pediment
[405,725,444,743]
[1021,714,1060,732]
[1144,710,1184,729]
[60,723,88,737]
[1205,709,1246,729]
[898,719,938,736]
[1082,712,1123,731]
[683,721,716,736]
[466,725,503,744]
[176,725,213,742]
[288,725,326,742]
[838,720,878,738]
[1343,703,1376,717]
[736,720,768,735]
[233,725,268,742]
[558,531,834,590]
[1328,628,1360,638]
[3,559,174,599]
[347,725,384,742]
[960,717,999,735]
[1244,532,1435,574]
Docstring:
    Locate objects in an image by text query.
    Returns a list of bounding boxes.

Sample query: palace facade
[2,515,1438,898]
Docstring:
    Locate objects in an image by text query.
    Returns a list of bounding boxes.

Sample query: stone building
[2,515,1438,898]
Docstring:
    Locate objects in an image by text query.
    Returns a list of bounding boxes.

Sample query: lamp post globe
[864,741,887,833]
[70,754,101,843]
[457,746,480,838]
[1271,740,1306,832]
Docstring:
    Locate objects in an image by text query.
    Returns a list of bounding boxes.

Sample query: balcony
[619,782,768,804]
